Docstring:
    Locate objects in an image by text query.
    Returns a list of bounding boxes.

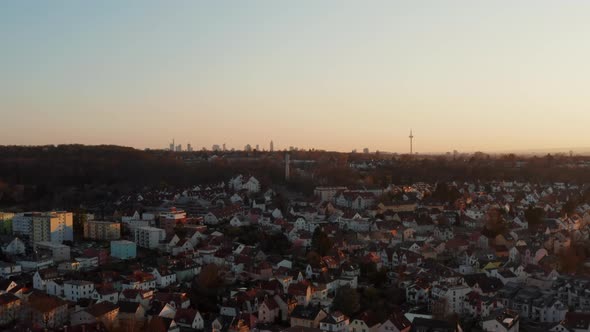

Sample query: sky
[1,1,590,153]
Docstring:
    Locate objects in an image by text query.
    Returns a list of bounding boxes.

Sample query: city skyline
[2,1,590,152]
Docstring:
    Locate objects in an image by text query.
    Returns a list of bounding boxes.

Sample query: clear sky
[1,1,589,153]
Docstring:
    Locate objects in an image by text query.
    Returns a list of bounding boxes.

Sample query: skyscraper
[270,140,274,152]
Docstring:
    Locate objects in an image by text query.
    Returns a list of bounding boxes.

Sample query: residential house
[288,283,312,306]
[25,292,69,330]
[320,311,350,332]
[290,305,327,329]
[64,280,95,302]
[118,301,147,330]
[153,268,178,288]
[258,297,280,323]
[148,316,180,332]
[482,309,519,332]
[1,237,25,256]
[349,311,381,332]
[33,269,60,291]
[175,308,204,330]
[71,301,119,328]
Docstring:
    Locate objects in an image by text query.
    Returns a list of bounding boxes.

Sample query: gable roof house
[290,305,328,329]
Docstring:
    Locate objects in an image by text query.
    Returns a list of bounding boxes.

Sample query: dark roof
[86,301,118,317]
[175,308,198,325]
[118,301,141,314]
[389,310,411,331]
[28,292,68,313]
[291,305,325,320]
[148,316,175,332]
[410,317,459,332]
[486,309,519,330]
[563,312,590,330]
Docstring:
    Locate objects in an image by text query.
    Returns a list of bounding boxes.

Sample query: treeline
[370,157,590,185]
[1,145,588,210]
[0,145,284,210]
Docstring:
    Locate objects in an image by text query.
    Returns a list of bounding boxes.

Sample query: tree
[306,251,321,266]
[332,286,360,316]
[260,232,292,255]
[525,206,545,229]
[197,264,221,289]
[561,198,577,217]
[73,208,87,241]
[558,246,586,274]
[311,227,333,256]
[360,261,377,277]
[482,207,507,238]
[369,268,388,287]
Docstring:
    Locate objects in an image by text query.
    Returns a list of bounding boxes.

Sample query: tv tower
[409,130,414,155]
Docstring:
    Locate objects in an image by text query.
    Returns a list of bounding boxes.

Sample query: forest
[0,145,588,211]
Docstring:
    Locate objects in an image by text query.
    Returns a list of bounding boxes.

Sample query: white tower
[409,130,414,155]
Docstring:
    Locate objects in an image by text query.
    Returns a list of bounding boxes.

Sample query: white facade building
[134,226,166,249]
[35,242,71,262]
[64,280,95,302]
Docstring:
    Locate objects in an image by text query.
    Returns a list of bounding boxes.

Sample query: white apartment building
[64,280,95,302]
[134,226,166,249]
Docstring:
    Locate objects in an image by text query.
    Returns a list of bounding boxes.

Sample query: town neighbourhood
[3,174,590,332]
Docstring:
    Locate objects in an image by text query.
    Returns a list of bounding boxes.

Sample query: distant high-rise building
[169,138,175,151]
[244,144,252,152]
[270,140,274,152]
[363,148,369,154]
[175,144,182,152]
[352,149,357,153]
[285,153,290,180]
[256,144,259,151]
[187,143,192,152]
[212,144,221,151]
[223,143,226,151]
[84,220,120,240]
